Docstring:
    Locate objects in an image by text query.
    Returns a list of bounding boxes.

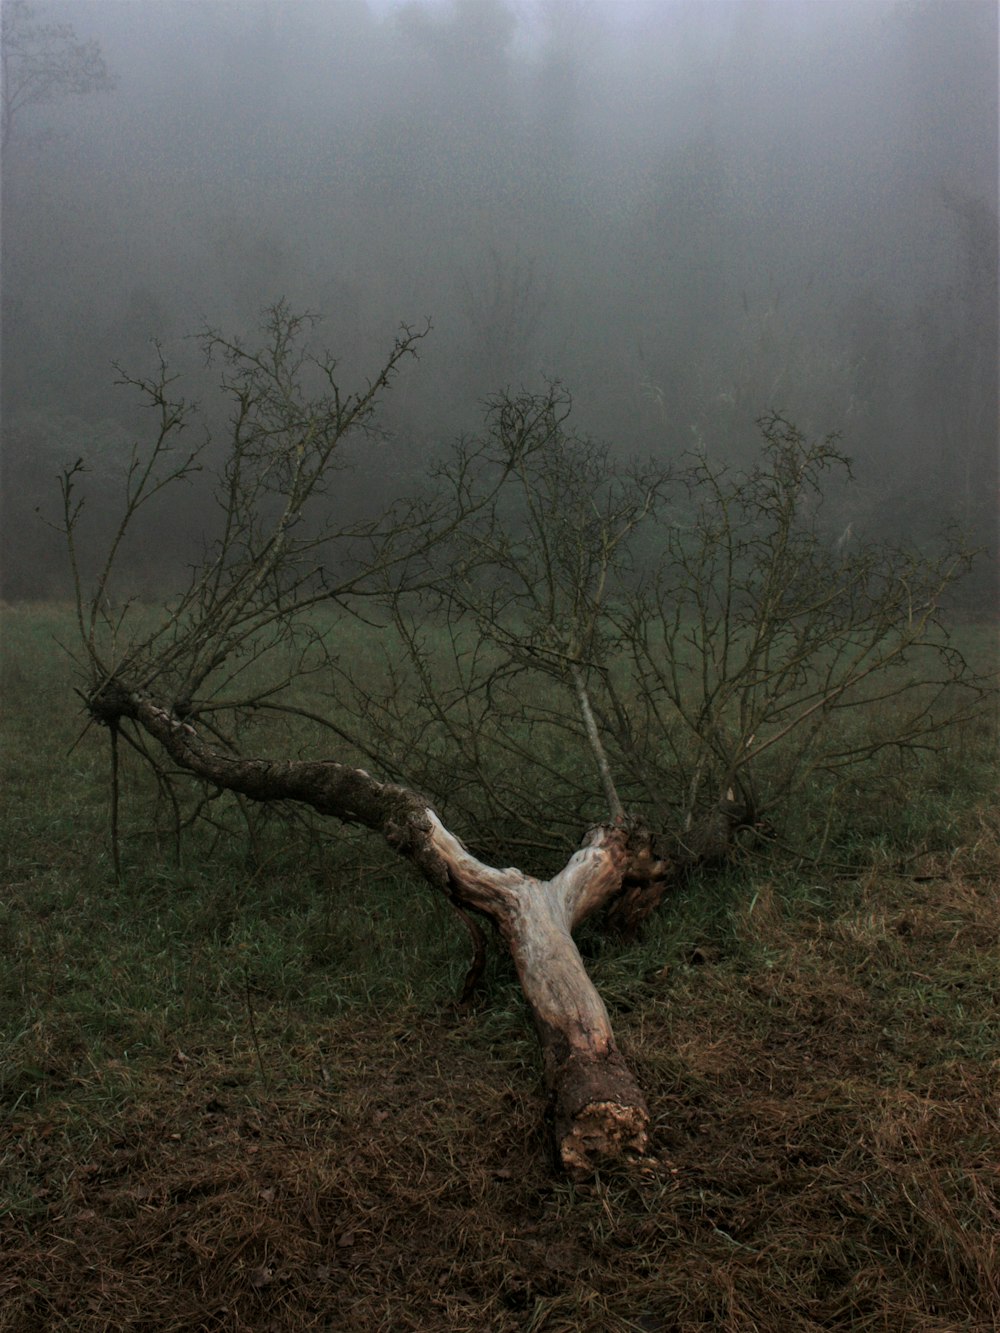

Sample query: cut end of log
[558,1100,650,1175]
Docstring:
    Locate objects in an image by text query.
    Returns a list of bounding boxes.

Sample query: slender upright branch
[570,661,624,823]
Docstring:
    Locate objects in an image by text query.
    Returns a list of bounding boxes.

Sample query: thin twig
[243,964,270,1089]
[109,720,122,882]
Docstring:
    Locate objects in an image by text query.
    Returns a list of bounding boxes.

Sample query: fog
[2,0,996,602]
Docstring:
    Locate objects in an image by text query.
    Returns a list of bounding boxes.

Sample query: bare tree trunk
[424,814,649,1169]
[90,681,650,1172]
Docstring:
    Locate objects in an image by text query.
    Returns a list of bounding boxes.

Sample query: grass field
[2,602,999,1331]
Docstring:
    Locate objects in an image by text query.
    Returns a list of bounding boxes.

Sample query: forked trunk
[90,681,653,1172]
[424,815,650,1169]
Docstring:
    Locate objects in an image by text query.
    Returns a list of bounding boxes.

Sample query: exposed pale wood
[569,661,624,823]
[89,680,655,1171]
[425,814,650,1168]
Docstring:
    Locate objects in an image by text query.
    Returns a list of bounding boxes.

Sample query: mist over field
[1,0,996,600]
[4,8,1000,1322]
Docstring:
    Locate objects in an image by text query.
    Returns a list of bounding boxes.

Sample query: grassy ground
[2,603,999,1331]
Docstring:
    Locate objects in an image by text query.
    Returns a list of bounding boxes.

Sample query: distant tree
[1,0,116,149]
[458,244,549,393]
[926,188,998,535]
[65,308,991,1176]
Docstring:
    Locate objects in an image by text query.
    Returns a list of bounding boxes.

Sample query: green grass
[1,604,995,1099]
[2,602,999,1330]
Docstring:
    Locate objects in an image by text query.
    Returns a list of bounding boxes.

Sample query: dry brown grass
[4,818,1000,1332]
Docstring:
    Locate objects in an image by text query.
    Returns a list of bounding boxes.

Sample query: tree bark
[423,814,649,1170]
[89,680,652,1172]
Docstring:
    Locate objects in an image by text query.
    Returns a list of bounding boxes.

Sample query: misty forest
[2,2,999,1330]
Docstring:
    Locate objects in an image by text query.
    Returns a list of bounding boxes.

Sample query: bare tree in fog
[1,0,115,148]
[458,245,550,391]
[3,0,995,605]
[66,308,990,1176]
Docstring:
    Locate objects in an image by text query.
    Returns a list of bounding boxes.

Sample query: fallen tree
[64,306,989,1173]
[86,674,657,1168]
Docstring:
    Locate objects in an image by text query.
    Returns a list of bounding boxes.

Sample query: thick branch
[89,680,654,1171]
[90,677,449,883]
